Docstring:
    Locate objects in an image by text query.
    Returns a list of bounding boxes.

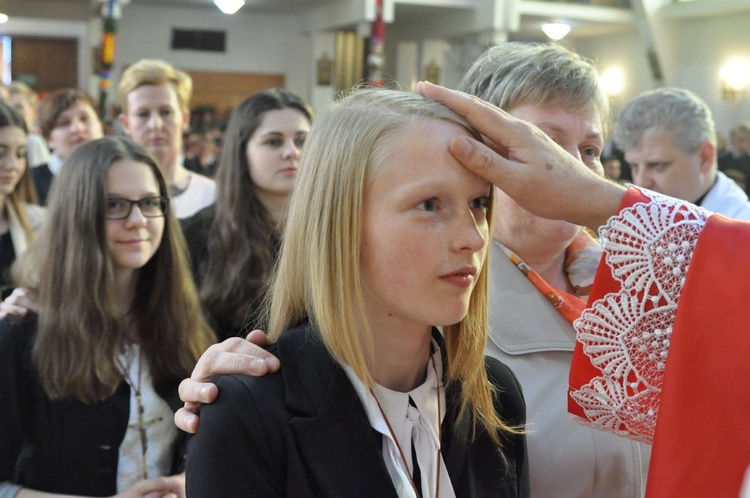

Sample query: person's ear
[698,141,715,174]
[119,112,131,136]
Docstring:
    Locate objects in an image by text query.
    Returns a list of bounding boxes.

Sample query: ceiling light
[0,13,8,24]
[542,22,571,41]
[214,0,245,15]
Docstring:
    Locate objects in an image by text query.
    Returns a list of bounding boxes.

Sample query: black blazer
[186,325,529,497]
[180,205,239,340]
[0,315,187,496]
[32,164,54,205]
[180,205,281,341]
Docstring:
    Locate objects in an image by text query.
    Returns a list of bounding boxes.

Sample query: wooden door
[11,37,78,94]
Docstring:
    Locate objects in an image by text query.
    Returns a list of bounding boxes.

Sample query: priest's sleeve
[567,185,750,497]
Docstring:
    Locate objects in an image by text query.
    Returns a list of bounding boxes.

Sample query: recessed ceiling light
[214,0,245,15]
[542,22,572,41]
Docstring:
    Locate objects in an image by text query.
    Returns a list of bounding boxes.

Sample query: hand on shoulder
[174,330,280,433]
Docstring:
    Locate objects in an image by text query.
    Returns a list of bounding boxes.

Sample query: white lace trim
[569,186,711,443]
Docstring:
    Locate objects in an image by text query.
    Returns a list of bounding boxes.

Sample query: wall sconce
[541,23,571,41]
[719,58,750,101]
[599,66,625,98]
[214,0,245,14]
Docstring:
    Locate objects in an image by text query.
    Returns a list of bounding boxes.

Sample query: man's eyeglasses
[105,196,169,220]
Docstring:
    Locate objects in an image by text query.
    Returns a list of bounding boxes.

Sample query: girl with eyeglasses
[0,136,215,497]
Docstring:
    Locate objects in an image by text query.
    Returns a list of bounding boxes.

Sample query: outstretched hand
[416,81,626,230]
[175,330,279,433]
[0,287,39,320]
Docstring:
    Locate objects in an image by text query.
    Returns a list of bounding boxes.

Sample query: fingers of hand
[179,378,218,404]
[450,136,508,184]
[191,340,243,381]
[132,476,183,496]
[0,304,26,320]
[208,336,279,375]
[223,348,280,376]
[0,287,33,319]
[5,288,39,313]
[417,82,492,121]
[479,134,508,158]
[174,405,200,434]
[245,329,269,347]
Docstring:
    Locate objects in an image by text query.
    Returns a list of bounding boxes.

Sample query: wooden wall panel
[187,70,285,120]
[11,37,78,94]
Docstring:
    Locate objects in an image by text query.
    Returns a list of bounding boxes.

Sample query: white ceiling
[19,0,339,15]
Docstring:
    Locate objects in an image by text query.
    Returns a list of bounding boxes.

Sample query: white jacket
[8,202,45,255]
[171,172,216,220]
[485,243,649,498]
[701,171,750,220]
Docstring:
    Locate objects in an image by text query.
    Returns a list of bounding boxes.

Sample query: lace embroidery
[569,187,711,443]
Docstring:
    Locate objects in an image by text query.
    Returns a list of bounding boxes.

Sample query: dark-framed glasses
[105,196,169,220]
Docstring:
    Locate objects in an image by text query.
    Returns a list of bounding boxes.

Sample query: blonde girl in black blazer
[186,89,529,497]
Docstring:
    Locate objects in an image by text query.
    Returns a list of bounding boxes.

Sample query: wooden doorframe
[1,17,89,88]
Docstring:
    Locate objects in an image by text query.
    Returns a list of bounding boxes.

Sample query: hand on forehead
[415,82,626,229]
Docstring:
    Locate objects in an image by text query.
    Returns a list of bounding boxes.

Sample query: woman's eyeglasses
[105,196,169,220]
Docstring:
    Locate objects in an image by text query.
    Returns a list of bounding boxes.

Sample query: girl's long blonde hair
[266,88,517,444]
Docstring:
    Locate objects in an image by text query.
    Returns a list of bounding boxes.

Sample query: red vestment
[568,187,750,496]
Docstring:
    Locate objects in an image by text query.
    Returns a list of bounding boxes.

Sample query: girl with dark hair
[182,88,312,339]
[0,136,215,497]
[0,101,43,298]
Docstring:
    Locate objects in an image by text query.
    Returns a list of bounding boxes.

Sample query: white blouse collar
[343,337,455,498]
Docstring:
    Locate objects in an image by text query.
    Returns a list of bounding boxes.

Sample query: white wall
[671,12,750,136]
[112,4,312,107]
[573,29,655,117]
[576,10,750,137]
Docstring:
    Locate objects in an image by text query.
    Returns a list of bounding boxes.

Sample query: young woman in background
[182,88,312,339]
[33,88,104,204]
[0,102,43,298]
